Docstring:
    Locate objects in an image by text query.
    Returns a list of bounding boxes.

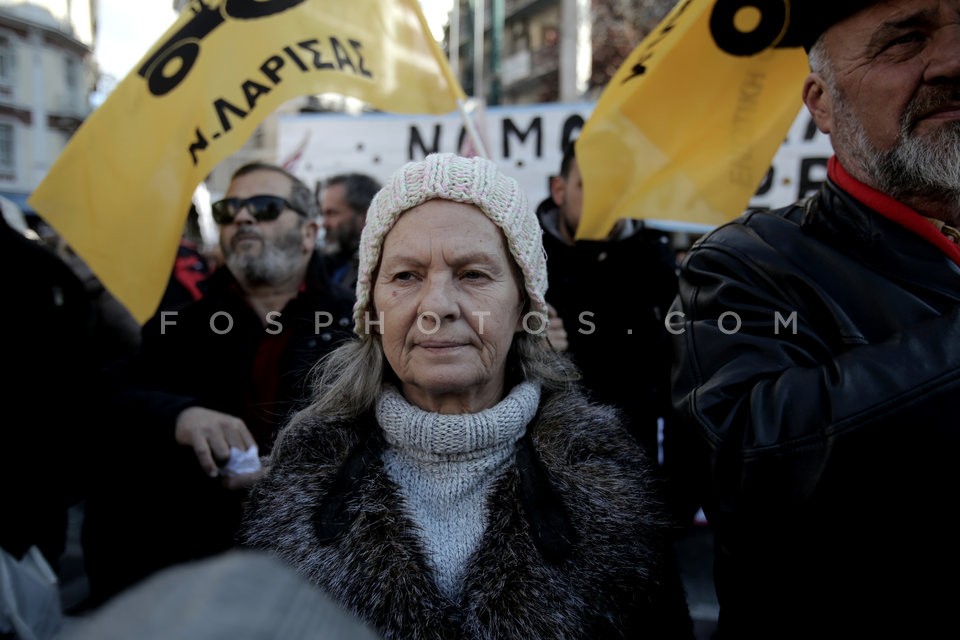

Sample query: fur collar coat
[242,388,692,639]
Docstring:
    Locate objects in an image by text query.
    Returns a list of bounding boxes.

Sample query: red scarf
[828,156,960,267]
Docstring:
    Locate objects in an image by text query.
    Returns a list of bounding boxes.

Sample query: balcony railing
[530,41,559,74]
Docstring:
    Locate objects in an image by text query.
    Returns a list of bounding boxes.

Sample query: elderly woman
[241,153,692,639]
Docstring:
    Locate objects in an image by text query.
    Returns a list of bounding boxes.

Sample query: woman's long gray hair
[306,330,580,422]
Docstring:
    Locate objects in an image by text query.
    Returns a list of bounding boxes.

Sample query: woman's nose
[416,275,460,324]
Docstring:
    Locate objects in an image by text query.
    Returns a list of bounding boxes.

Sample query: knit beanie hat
[353,153,548,333]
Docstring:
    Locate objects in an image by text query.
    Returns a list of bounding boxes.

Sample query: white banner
[278,101,833,229]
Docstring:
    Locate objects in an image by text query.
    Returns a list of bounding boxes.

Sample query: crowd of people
[3,1,959,638]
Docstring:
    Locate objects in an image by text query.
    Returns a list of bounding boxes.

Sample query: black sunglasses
[211,195,307,225]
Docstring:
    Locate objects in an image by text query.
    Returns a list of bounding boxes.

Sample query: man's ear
[549,175,565,207]
[803,73,834,135]
[302,219,320,253]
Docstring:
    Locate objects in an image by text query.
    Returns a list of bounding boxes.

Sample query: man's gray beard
[834,92,960,202]
[226,227,304,287]
[321,236,343,257]
[322,224,360,261]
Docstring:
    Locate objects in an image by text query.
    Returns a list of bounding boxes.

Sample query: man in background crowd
[536,141,683,516]
[319,172,380,291]
[83,162,354,604]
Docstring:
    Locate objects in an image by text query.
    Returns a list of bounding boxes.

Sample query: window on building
[0,123,14,169]
[65,56,77,90]
[0,36,12,83]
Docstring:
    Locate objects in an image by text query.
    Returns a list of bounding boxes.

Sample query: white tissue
[221,445,261,477]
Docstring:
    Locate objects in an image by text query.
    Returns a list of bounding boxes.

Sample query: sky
[94,1,177,83]
[94,0,453,88]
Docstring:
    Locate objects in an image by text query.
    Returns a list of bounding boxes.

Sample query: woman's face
[373,199,525,414]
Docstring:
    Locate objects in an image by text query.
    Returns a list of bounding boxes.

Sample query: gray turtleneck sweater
[377,382,541,600]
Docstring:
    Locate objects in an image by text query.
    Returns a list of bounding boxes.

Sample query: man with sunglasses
[83,162,355,604]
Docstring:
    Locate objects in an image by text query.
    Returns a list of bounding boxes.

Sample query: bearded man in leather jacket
[670,1,960,636]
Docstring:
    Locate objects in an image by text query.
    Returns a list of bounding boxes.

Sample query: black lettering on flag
[349,39,373,78]
[330,37,356,74]
[214,98,248,133]
[189,30,377,170]
[298,39,335,70]
[241,79,272,109]
[283,45,309,71]
[188,127,209,166]
[261,55,285,83]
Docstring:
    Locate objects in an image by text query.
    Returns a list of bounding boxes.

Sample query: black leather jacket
[670,178,960,637]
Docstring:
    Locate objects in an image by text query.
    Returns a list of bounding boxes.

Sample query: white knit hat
[353,153,548,333]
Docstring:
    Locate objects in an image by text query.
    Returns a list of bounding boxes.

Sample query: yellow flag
[576,0,809,239]
[29,0,466,323]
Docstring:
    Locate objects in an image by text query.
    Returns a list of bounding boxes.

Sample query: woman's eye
[394,271,415,281]
[462,270,486,280]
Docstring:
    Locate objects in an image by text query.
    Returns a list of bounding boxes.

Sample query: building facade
[0,1,95,214]
[450,0,672,105]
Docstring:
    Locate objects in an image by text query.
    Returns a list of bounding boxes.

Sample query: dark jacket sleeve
[670,217,960,510]
[101,312,201,450]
